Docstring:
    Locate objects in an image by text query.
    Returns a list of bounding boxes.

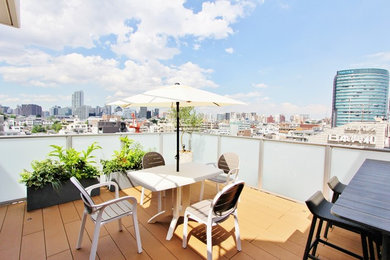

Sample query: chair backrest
[305,191,328,218]
[212,180,244,217]
[142,152,165,169]
[70,177,95,213]
[327,176,341,191]
[218,152,239,174]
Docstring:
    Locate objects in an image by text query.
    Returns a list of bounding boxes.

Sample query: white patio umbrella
[109,83,245,172]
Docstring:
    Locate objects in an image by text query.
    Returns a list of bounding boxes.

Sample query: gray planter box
[26,178,100,211]
[109,171,137,191]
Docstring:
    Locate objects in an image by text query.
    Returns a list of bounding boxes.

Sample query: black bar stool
[304,191,375,259]
[324,176,346,238]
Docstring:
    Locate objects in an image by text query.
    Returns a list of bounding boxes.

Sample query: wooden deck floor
[0,181,364,259]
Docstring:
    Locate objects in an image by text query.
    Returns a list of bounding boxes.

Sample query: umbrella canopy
[109,83,245,171]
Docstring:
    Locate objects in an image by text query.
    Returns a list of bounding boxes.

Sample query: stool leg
[324,221,332,239]
[303,216,318,260]
[312,219,324,257]
[360,233,369,260]
[368,235,375,260]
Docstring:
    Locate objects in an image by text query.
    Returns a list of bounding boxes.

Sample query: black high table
[331,159,390,260]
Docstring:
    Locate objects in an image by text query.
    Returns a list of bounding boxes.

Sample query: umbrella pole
[176,102,180,172]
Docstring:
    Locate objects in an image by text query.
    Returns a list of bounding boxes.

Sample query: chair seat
[311,193,373,234]
[207,174,234,184]
[186,199,213,223]
[91,200,134,222]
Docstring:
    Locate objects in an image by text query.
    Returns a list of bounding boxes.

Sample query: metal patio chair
[141,152,165,211]
[70,177,142,260]
[183,180,244,260]
[199,152,240,200]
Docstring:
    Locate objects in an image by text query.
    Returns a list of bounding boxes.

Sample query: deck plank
[59,202,80,224]
[0,205,7,231]
[64,220,93,260]
[23,208,43,236]
[0,202,24,260]
[43,205,70,257]
[20,231,46,260]
[47,250,73,260]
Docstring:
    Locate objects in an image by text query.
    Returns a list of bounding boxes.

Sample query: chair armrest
[85,181,118,192]
[226,168,240,180]
[206,162,217,167]
[94,196,138,211]
[85,181,120,197]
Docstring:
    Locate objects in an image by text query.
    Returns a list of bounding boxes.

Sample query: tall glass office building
[331,68,389,127]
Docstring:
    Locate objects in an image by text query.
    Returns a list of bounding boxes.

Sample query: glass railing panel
[330,147,390,184]
[262,141,325,202]
[0,136,66,203]
[162,133,177,164]
[72,134,122,163]
[192,133,219,163]
[220,136,260,188]
[122,133,161,152]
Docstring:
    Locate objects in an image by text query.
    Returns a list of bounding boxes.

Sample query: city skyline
[1,0,390,119]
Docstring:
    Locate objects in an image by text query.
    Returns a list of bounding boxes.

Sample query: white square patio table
[127,162,223,240]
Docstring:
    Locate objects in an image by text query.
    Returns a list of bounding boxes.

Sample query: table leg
[148,189,173,224]
[166,187,182,240]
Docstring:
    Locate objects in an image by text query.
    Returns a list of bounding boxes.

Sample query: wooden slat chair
[183,180,244,260]
[324,176,347,238]
[199,152,240,200]
[303,191,377,260]
[70,177,142,260]
[141,152,165,210]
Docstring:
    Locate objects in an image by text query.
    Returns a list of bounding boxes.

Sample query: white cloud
[0,0,259,108]
[252,83,268,88]
[193,44,201,50]
[279,3,290,9]
[0,50,218,104]
[0,52,118,87]
[19,94,69,104]
[0,0,255,62]
[228,91,263,99]
[225,47,234,54]
[366,52,390,61]
[351,51,390,72]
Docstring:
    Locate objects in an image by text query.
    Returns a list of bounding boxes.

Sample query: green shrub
[101,137,146,175]
[20,142,102,189]
[20,159,67,189]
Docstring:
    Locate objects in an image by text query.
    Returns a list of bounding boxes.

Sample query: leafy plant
[101,137,146,175]
[19,159,67,189]
[168,106,203,151]
[20,142,102,189]
[49,142,102,179]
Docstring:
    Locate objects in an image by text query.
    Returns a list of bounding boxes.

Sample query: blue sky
[0,0,389,119]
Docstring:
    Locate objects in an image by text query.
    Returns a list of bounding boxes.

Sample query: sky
[0,0,390,119]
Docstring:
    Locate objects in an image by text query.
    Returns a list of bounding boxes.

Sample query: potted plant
[101,136,146,190]
[168,106,203,162]
[20,142,102,211]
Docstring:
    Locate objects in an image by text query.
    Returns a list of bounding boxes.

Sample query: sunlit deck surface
[0,181,363,259]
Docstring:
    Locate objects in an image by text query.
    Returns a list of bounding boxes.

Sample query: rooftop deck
[0,181,363,259]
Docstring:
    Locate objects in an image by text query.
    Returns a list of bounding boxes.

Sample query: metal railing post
[217,135,221,162]
[66,135,72,149]
[159,133,163,154]
[323,145,332,199]
[258,139,264,190]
